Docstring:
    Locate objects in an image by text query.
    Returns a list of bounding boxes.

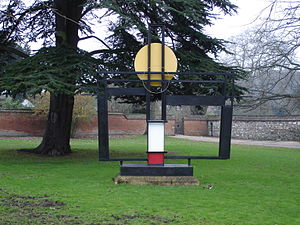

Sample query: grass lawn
[0,135,299,224]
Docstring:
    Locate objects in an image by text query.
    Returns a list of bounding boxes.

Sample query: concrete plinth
[120,164,193,176]
[115,164,199,186]
[114,175,199,186]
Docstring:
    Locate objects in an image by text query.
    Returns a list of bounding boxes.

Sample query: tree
[0,0,97,155]
[30,93,96,137]
[0,0,245,156]
[222,0,300,114]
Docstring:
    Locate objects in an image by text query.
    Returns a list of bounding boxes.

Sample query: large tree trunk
[35,94,74,156]
[34,0,84,156]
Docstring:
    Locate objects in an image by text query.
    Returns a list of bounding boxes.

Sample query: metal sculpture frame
[96,71,234,162]
[94,24,235,162]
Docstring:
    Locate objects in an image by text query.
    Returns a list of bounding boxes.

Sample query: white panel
[148,122,164,152]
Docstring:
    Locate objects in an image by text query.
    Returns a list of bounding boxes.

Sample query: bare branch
[222,0,300,115]
[79,35,111,49]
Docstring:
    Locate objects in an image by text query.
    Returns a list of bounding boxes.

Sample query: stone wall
[207,116,300,142]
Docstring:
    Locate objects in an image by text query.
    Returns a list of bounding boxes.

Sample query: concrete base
[120,164,193,176]
[114,175,199,186]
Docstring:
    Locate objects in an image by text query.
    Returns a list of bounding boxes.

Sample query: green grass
[0,136,299,224]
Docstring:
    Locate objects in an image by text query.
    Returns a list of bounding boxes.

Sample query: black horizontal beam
[165,156,224,160]
[99,156,225,162]
[166,95,225,106]
[107,88,146,96]
[104,79,225,84]
[100,158,147,161]
[98,71,235,77]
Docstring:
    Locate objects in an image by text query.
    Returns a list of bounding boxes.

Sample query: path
[171,135,300,149]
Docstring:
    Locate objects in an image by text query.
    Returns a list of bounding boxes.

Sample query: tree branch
[79,35,111,49]
[80,3,107,19]
[89,48,126,55]
[3,1,52,42]
[0,44,29,58]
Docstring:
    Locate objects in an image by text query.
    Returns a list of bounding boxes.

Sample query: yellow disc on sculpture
[134,43,177,86]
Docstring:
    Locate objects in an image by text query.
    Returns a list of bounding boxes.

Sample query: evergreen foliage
[0,46,99,97]
[0,31,26,73]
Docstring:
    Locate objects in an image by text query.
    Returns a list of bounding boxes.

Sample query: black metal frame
[94,24,235,162]
[96,71,235,162]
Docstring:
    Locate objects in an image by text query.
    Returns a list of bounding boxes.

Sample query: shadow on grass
[12,148,147,162]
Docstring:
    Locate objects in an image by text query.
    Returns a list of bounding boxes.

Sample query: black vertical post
[146,89,151,121]
[222,73,227,96]
[146,25,152,121]
[231,72,235,107]
[218,105,233,159]
[98,75,109,160]
[161,25,167,121]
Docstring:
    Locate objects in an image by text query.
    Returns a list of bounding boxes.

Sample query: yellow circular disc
[134,43,177,86]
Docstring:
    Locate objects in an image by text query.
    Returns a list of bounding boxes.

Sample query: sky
[204,0,271,39]
[207,0,300,59]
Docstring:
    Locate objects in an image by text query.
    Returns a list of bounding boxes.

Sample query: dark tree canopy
[1,46,98,97]
[0,0,245,155]
[0,30,29,74]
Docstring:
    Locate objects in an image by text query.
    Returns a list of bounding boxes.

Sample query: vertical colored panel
[148,153,164,164]
[148,122,165,152]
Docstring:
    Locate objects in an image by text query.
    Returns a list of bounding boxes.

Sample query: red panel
[148,153,164,164]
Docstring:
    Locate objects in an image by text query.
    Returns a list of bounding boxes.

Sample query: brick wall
[0,110,46,136]
[74,113,148,136]
[74,113,175,136]
[0,111,175,137]
[183,117,208,136]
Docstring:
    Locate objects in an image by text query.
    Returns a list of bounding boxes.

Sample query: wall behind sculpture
[207,115,300,141]
[0,110,299,141]
[0,110,175,137]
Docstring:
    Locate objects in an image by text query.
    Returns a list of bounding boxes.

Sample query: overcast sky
[205,0,271,39]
